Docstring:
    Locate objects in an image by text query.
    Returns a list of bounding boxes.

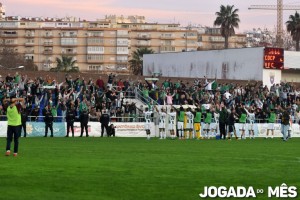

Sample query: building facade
[0,4,246,72]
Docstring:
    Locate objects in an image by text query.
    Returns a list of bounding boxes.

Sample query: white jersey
[247,112,255,124]
[144,111,153,130]
[159,112,167,128]
[214,112,220,123]
[185,111,194,129]
[144,111,152,123]
[168,112,176,125]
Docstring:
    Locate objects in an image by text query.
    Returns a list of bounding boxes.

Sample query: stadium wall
[143,47,264,81]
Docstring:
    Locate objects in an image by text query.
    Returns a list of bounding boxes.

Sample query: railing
[0,115,147,123]
[134,87,159,106]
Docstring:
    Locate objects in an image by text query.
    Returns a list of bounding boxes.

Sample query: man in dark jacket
[218,103,228,140]
[100,109,110,137]
[80,109,89,137]
[66,104,76,137]
[43,105,54,137]
[20,104,28,137]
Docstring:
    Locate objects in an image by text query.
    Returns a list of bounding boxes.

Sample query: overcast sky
[2,0,300,33]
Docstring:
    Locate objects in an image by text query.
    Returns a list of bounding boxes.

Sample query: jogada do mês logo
[199,183,297,198]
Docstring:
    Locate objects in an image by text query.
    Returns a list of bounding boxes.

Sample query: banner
[26,122,66,137]
[69,122,155,137]
[0,121,299,138]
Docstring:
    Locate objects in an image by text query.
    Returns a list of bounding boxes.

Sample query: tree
[286,12,300,51]
[0,45,25,69]
[129,48,154,75]
[55,55,77,72]
[214,5,240,49]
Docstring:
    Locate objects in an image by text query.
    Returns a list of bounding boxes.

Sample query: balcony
[117,33,129,38]
[1,32,18,37]
[136,35,151,40]
[62,51,77,55]
[25,50,34,54]
[25,33,35,38]
[61,41,77,46]
[160,46,176,52]
[160,35,174,40]
[116,60,128,64]
[135,42,151,47]
[25,42,35,46]
[44,42,53,46]
[43,33,53,38]
[60,33,77,37]
[43,50,53,55]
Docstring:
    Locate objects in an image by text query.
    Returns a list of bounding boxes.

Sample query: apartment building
[0,4,245,72]
[198,27,246,50]
[0,17,199,72]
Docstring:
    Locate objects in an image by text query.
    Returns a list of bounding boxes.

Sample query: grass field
[0,137,299,200]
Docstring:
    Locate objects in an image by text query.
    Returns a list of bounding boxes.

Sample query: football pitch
[0,137,299,200]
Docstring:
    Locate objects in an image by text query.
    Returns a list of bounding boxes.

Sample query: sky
[2,0,300,33]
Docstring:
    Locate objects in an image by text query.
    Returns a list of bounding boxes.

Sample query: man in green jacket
[5,98,24,157]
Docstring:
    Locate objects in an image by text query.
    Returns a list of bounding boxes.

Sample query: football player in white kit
[144,107,153,140]
[245,107,256,139]
[211,107,220,138]
[155,106,167,139]
[168,108,177,139]
[185,108,194,139]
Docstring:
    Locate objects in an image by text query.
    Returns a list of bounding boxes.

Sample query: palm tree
[55,55,77,72]
[214,5,240,49]
[286,12,300,51]
[129,47,154,75]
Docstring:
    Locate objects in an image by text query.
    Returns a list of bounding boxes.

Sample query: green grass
[0,137,299,200]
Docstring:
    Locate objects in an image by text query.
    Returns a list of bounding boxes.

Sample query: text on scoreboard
[264,48,284,69]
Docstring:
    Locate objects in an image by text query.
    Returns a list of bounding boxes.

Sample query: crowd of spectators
[0,71,299,123]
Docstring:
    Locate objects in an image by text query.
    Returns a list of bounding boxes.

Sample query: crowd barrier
[0,122,300,138]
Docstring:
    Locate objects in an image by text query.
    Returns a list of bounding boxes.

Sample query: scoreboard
[264,48,284,69]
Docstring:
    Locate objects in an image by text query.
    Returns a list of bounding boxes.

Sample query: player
[144,107,153,140]
[245,107,256,139]
[185,108,194,139]
[177,106,185,139]
[193,106,202,139]
[211,107,220,138]
[155,106,167,139]
[266,109,276,139]
[203,108,213,139]
[168,108,177,139]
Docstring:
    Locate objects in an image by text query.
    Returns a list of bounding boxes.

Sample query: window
[117,39,128,46]
[87,46,104,54]
[61,38,77,45]
[87,38,104,45]
[88,31,103,37]
[87,55,104,61]
[117,47,129,54]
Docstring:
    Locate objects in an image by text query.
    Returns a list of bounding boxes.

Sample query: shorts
[248,123,254,131]
[145,123,151,130]
[194,123,201,131]
[239,123,246,130]
[228,125,235,133]
[168,123,175,130]
[185,123,193,129]
[204,123,210,130]
[268,123,274,130]
[177,122,184,130]
[210,123,218,130]
[159,123,166,129]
